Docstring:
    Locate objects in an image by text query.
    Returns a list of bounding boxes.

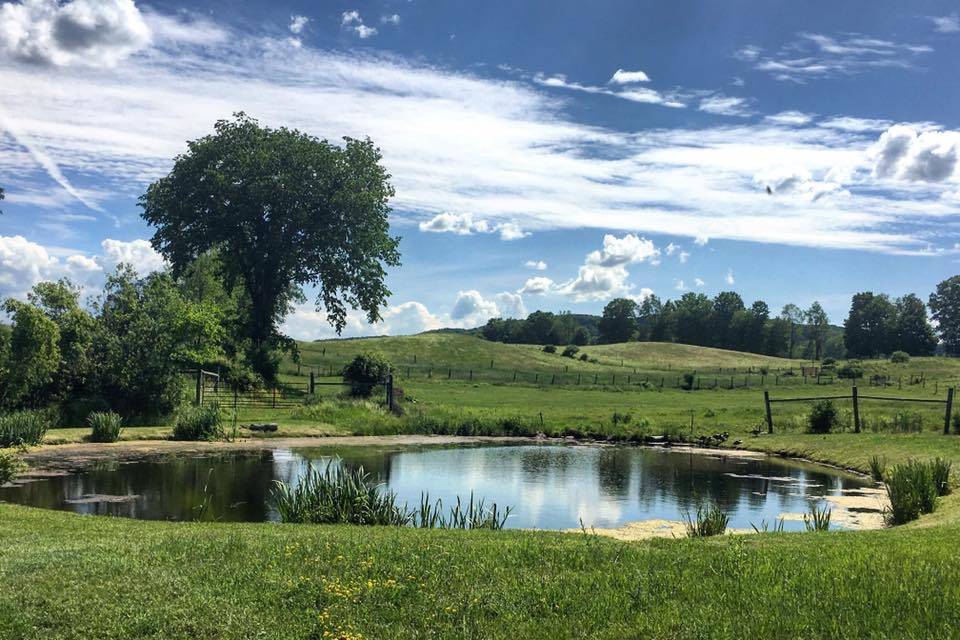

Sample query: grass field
[7,334,960,638]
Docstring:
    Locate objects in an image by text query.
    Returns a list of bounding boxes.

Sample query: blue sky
[0,0,958,339]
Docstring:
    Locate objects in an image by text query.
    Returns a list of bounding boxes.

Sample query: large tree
[805,302,830,361]
[710,291,745,349]
[598,298,639,343]
[929,276,960,354]
[843,292,895,357]
[139,113,400,379]
[892,294,937,356]
[673,293,713,346]
[780,304,804,358]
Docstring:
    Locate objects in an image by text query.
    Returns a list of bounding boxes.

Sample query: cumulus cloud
[494,291,526,318]
[724,269,735,285]
[698,95,753,117]
[0,0,150,67]
[556,234,658,302]
[340,11,376,38]
[381,14,400,25]
[870,124,960,183]
[519,276,554,295]
[609,68,650,84]
[289,14,308,34]
[450,289,497,321]
[525,260,547,271]
[418,213,528,241]
[99,238,166,272]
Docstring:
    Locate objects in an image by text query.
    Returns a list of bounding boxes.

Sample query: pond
[1,443,878,531]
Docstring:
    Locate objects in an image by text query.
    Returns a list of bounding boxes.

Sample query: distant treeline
[481,276,954,360]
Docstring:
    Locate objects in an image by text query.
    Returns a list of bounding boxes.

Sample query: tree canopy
[139,113,401,378]
[930,276,960,355]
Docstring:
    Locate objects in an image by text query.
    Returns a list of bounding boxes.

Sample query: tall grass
[885,460,939,525]
[930,457,952,496]
[684,501,729,538]
[804,505,832,532]
[172,403,223,441]
[0,411,50,447]
[0,449,25,485]
[272,460,512,529]
[87,411,123,443]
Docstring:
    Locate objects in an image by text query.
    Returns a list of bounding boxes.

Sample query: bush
[561,345,580,358]
[172,403,223,441]
[836,362,864,379]
[885,460,939,524]
[822,357,836,367]
[807,400,837,434]
[890,351,910,364]
[0,411,50,447]
[0,449,25,485]
[578,353,588,362]
[685,501,729,537]
[868,455,887,482]
[931,458,952,496]
[803,506,831,532]
[541,345,556,354]
[88,411,123,443]
[680,372,695,390]
[342,353,392,397]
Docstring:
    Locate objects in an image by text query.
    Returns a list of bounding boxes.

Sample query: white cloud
[674,279,686,291]
[694,236,709,247]
[98,238,166,273]
[450,289,499,323]
[525,260,547,271]
[289,15,308,34]
[818,116,893,133]
[930,14,960,33]
[665,242,679,255]
[734,45,761,61]
[679,251,690,263]
[586,234,659,267]
[418,213,527,240]
[609,68,650,84]
[694,277,705,287]
[724,269,735,285]
[494,291,526,318]
[765,111,815,126]
[381,14,400,25]
[341,11,360,25]
[755,167,848,202]
[519,276,554,295]
[698,95,752,117]
[0,0,150,67]
[870,124,960,183]
[354,24,377,39]
[534,73,685,109]
[556,234,658,302]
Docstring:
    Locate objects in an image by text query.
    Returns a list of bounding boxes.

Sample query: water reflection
[0,444,873,531]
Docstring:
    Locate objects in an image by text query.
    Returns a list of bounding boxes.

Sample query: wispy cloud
[930,14,960,34]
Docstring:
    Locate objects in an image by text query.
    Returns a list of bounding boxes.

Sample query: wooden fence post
[764,390,773,434]
[309,371,315,395]
[195,369,203,406]
[852,386,861,433]
[945,387,955,435]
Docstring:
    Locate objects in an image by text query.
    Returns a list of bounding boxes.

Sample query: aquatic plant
[273,460,512,530]
[88,411,123,443]
[930,457,952,496]
[885,460,938,525]
[0,411,50,447]
[803,505,831,532]
[172,403,224,441]
[868,455,887,482]
[685,501,729,538]
[750,518,786,534]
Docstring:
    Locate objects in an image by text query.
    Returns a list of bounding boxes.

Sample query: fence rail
[763,386,955,434]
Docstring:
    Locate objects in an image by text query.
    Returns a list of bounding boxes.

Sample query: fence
[763,386,955,434]
[195,371,397,412]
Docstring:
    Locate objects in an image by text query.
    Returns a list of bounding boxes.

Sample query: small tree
[561,345,580,358]
[890,351,910,364]
[342,353,392,397]
[542,345,557,354]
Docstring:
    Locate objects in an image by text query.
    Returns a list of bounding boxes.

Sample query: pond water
[1,444,876,531]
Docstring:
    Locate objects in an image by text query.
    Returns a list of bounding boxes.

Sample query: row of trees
[843,292,937,357]
[480,312,592,346]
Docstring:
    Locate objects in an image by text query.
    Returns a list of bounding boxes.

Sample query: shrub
[807,400,837,434]
[822,357,836,367]
[172,403,223,441]
[885,460,938,524]
[542,345,557,354]
[578,353,589,362]
[890,351,910,364]
[88,411,123,443]
[868,455,887,482]
[836,362,864,379]
[685,501,729,537]
[0,449,25,485]
[611,411,632,426]
[931,458,952,496]
[759,365,770,375]
[803,505,831,532]
[342,353,392,397]
[680,372,695,390]
[0,411,50,447]
[561,345,580,358]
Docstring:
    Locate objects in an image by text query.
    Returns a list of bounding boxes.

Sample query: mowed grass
[2,501,960,640]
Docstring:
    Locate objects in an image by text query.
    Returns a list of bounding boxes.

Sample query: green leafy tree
[843,292,895,357]
[805,302,830,361]
[636,295,662,341]
[598,298,638,343]
[139,113,400,380]
[929,276,960,354]
[892,294,937,356]
[780,304,804,357]
[0,300,60,408]
[27,280,95,399]
[342,353,391,397]
[572,326,590,346]
[764,317,791,356]
[710,291,745,349]
[673,293,713,346]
